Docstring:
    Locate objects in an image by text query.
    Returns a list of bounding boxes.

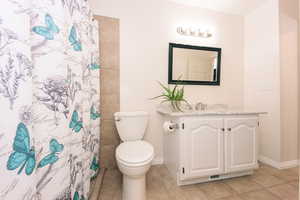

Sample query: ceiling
[168,0,268,15]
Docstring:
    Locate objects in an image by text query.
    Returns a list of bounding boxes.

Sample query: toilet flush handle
[115,117,121,122]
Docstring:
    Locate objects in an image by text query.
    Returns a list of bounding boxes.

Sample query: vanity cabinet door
[182,118,224,180]
[225,117,258,173]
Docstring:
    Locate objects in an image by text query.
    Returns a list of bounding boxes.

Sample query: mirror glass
[169,43,221,85]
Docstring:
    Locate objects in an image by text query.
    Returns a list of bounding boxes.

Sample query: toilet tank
[114,111,149,142]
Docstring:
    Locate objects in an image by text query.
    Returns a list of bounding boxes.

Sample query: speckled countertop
[157,107,267,117]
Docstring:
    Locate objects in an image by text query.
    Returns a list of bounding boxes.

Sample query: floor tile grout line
[99,165,299,200]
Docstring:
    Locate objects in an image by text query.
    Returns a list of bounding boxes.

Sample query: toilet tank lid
[114,111,148,117]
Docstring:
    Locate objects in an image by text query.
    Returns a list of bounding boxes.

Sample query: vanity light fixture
[177,27,212,38]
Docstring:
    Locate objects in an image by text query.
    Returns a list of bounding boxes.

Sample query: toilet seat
[116,141,154,166]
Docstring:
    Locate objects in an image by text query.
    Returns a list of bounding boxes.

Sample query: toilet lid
[116,141,154,164]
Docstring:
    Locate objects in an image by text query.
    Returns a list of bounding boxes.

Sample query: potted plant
[151,81,190,112]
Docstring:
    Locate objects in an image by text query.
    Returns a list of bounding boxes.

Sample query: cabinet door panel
[183,118,224,179]
[225,118,258,173]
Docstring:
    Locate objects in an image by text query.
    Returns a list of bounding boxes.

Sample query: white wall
[90,0,245,162]
[298,0,300,193]
[244,0,299,165]
[244,0,281,162]
[279,0,298,162]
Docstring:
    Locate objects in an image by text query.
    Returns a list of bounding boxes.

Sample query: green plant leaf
[170,100,176,111]
[151,78,187,112]
[182,99,190,105]
[178,87,184,100]
[174,87,181,101]
[158,81,171,94]
[159,99,170,104]
[149,94,169,100]
[174,91,179,101]
[171,84,178,99]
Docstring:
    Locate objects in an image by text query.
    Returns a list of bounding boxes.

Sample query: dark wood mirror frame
[168,43,222,86]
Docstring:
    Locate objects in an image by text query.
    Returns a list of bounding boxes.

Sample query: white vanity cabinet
[183,117,225,180]
[158,110,264,186]
[224,117,258,173]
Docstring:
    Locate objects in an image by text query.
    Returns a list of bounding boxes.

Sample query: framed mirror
[168,43,222,85]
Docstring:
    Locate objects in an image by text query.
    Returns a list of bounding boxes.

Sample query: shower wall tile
[101,42,120,69]
[100,19,119,44]
[98,16,120,69]
[101,120,119,146]
[100,144,118,169]
[95,15,120,169]
[101,94,120,120]
[100,69,119,95]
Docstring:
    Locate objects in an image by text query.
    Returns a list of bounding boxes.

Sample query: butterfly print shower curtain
[0,0,100,199]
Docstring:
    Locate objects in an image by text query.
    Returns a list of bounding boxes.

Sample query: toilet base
[122,175,146,200]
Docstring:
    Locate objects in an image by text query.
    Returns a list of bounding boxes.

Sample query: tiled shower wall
[94,15,120,169]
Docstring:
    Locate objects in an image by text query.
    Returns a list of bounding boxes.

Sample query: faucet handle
[195,102,207,111]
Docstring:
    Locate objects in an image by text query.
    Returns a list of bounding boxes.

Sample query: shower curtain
[0,0,100,199]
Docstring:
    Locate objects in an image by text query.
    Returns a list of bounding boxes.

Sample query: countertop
[157,107,267,117]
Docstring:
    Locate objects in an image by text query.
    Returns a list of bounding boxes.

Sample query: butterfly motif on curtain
[90,156,99,172]
[38,139,64,168]
[32,14,60,40]
[90,105,100,120]
[6,123,36,175]
[69,25,82,51]
[73,191,85,200]
[88,63,100,70]
[69,110,83,133]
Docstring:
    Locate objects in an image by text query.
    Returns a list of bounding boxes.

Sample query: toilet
[114,111,154,200]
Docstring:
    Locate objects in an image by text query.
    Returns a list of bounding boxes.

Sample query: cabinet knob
[227,128,232,131]
[221,128,225,132]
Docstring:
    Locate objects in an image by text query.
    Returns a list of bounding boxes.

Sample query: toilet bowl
[114,112,154,200]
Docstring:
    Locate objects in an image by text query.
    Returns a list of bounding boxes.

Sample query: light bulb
[188,27,196,36]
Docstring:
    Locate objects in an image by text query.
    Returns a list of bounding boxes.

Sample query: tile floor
[99,164,299,200]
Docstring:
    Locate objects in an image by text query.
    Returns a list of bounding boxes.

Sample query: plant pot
[168,101,182,112]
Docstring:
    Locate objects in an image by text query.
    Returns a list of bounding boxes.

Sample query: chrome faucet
[195,102,208,111]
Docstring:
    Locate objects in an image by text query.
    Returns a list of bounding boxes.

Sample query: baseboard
[152,155,298,169]
[152,157,164,165]
[259,155,281,169]
[279,160,299,169]
[259,155,299,169]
